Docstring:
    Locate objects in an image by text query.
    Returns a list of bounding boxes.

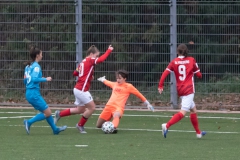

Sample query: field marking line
[1,106,240,114]
[75,145,88,147]
[0,112,36,114]
[0,116,33,119]
[1,124,239,134]
[1,112,240,120]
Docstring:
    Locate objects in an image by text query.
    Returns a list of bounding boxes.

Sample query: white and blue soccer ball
[102,121,115,134]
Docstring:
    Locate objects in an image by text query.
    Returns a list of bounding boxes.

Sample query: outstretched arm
[129,85,154,112]
[97,76,115,89]
[158,69,171,94]
[95,45,114,64]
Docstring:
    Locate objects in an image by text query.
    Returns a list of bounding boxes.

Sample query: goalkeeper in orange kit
[96,70,154,133]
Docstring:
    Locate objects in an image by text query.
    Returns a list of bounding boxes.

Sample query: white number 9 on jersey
[178,65,186,81]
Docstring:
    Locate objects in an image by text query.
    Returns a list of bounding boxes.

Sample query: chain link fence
[0,0,239,109]
[177,1,240,109]
[0,0,76,105]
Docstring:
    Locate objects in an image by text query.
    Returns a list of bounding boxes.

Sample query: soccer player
[23,46,67,135]
[96,70,154,133]
[54,45,114,133]
[158,44,206,138]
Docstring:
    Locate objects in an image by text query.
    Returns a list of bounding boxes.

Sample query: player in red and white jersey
[158,44,206,138]
[54,45,114,133]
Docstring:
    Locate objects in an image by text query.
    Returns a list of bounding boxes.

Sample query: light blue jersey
[22,57,67,135]
[24,61,47,89]
[24,61,48,112]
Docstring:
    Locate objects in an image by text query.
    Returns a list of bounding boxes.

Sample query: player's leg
[76,91,95,133]
[96,107,112,128]
[165,110,186,128]
[25,106,46,127]
[96,118,107,128]
[112,112,121,128]
[111,111,123,134]
[54,88,86,124]
[161,111,185,138]
[76,101,95,133]
[43,107,67,135]
[24,92,47,134]
[36,96,67,134]
[24,95,67,135]
[189,104,206,138]
[161,96,189,138]
[112,109,123,128]
[54,106,86,124]
[23,111,45,135]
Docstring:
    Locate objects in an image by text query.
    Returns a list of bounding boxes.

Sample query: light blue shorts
[26,89,48,112]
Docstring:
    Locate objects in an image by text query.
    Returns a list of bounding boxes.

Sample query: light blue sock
[28,113,46,126]
[46,115,58,132]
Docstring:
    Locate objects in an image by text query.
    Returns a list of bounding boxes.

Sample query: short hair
[177,44,189,56]
[116,69,129,79]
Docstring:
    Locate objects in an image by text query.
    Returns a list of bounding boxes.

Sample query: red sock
[190,113,201,134]
[112,117,120,128]
[78,116,88,126]
[59,109,71,117]
[166,112,184,129]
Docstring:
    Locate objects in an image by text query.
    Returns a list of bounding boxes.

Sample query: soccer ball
[102,121,115,134]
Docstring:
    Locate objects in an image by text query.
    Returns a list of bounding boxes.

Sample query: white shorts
[180,93,195,111]
[73,88,93,106]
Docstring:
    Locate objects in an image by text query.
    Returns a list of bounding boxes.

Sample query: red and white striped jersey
[73,49,112,91]
[74,57,96,91]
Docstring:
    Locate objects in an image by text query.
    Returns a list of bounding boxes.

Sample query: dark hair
[86,45,99,56]
[177,44,189,57]
[25,45,41,66]
[116,69,129,79]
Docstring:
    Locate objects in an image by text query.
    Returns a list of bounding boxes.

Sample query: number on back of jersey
[178,65,186,81]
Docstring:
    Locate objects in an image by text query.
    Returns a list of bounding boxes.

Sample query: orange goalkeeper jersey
[103,80,147,111]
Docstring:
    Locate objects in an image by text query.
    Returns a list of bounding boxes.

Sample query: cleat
[196,131,207,138]
[23,119,30,135]
[54,110,61,124]
[53,125,67,135]
[76,124,87,134]
[112,128,118,134]
[161,123,168,138]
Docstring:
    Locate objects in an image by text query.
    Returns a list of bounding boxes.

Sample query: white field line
[0,112,36,114]
[1,124,239,134]
[0,116,33,119]
[75,145,88,147]
[1,111,240,120]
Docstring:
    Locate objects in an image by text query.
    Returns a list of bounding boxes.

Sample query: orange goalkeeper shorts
[99,106,123,121]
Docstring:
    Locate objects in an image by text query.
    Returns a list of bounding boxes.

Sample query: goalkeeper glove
[97,76,106,82]
[144,100,154,112]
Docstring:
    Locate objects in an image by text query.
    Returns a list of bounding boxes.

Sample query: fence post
[169,0,178,109]
[75,0,83,69]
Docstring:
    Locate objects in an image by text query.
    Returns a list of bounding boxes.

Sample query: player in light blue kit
[23,45,67,135]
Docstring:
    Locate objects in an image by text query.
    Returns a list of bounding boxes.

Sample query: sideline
[1,113,240,120]
[0,106,240,114]
[1,124,239,134]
